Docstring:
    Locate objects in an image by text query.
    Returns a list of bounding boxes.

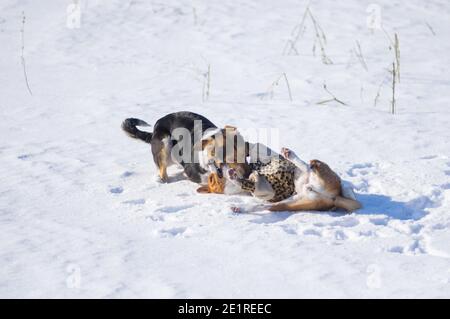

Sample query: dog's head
[310,159,336,178]
[309,159,322,171]
[201,125,250,178]
[309,159,342,192]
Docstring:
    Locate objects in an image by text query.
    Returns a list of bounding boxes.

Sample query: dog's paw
[281,147,293,159]
[249,171,259,182]
[230,206,242,213]
[155,175,169,183]
[228,168,238,180]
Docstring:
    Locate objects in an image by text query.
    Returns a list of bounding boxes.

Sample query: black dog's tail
[121,118,152,143]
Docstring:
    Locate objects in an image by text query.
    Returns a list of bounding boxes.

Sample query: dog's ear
[201,137,214,150]
[196,185,211,193]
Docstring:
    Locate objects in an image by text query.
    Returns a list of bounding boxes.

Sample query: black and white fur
[122,111,217,183]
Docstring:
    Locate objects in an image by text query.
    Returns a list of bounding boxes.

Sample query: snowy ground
[1,0,450,298]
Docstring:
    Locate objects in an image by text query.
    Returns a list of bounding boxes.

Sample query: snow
[1,0,450,298]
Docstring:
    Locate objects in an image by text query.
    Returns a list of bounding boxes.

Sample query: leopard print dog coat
[237,157,297,202]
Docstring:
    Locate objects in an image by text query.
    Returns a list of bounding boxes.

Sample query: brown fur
[269,155,361,212]
[196,173,226,194]
[156,147,169,182]
[122,112,218,184]
[201,126,251,180]
[269,197,334,212]
[310,159,341,197]
[334,195,362,211]
[310,159,361,212]
[201,132,362,213]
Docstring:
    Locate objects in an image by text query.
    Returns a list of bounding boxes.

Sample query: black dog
[122,111,217,183]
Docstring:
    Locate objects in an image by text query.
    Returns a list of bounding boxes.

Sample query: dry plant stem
[317,84,347,105]
[354,40,368,71]
[202,64,211,102]
[262,79,275,99]
[391,62,396,114]
[282,5,309,55]
[206,64,211,100]
[283,40,299,55]
[261,73,293,101]
[292,5,309,44]
[425,22,436,36]
[308,9,332,64]
[283,73,293,102]
[394,33,400,82]
[192,7,198,26]
[373,79,384,107]
[20,11,32,96]
[282,3,332,64]
[381,25,395,47]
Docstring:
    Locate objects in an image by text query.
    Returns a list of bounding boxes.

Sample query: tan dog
[200,128,361,212]
[268,148,361,212]
[200,127,297,201]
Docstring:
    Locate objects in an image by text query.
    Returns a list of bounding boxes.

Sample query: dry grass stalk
[373,79,385,108]
[391,62,396,114]
[317,83,347,106]
[308,9,332,64]
[283,6,332,64]
[282,5,309,55]
[354,40,368,71]
[261,73,293,102]
[425,22,436,36]
[20,11,33,96]
[202,64,211,102]
[394,33,400,82]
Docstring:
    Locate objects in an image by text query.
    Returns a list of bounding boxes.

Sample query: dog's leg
[154,147,169,182]
[227,168,254,193]
[231,196,334,214]
[158,159,169,182]
[252,174,275,201]
[227,168,275,200]
[230,194,298,213]
[336,182,362,211]
[269,197,334,212]
[334,195,362,212]
[181,162,203,183]
[152,135,175,183]
[281,147,310,172]
[230,203,272,213]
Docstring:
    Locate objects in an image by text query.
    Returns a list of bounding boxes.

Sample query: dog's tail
[334,196,362,212]
[121,118,152,143]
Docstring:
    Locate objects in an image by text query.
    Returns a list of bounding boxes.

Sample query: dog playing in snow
[199,126,361,212]
[122,111,217,183]
[231,147,362,213]
[198,126,297,202]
